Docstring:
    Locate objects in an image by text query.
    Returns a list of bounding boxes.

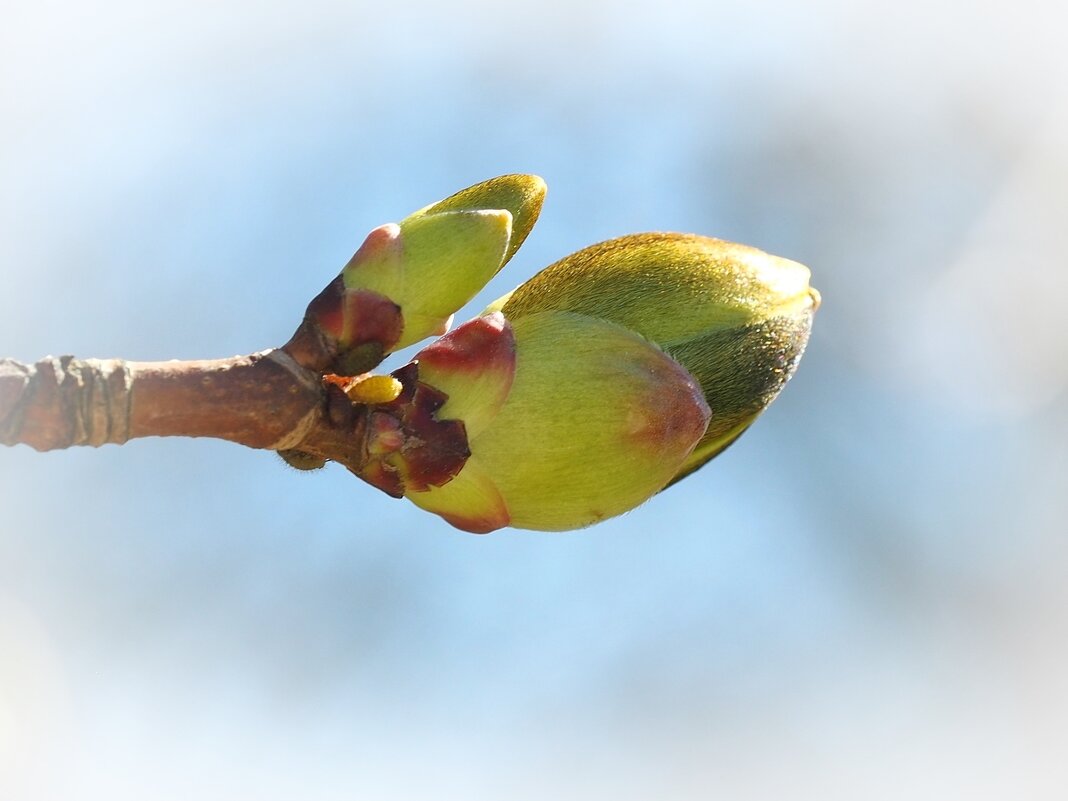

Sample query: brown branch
[2,355,136,451]
[0,348,377,467]
[0,264,411,488]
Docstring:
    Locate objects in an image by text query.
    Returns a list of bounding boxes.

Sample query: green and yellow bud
[354,311,711,532]
[406,172,547,263]
[486,234,820,483]
[294,174,546,375]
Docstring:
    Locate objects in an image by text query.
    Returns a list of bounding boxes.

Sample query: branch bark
[0,350,372,470]
[0,350,320,450]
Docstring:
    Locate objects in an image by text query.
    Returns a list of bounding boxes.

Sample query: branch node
[0,356,132,451]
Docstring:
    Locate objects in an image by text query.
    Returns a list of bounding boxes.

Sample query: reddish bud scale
[613,342,713,458]
[434,489,510,535]
[355,363,471,498]
[417,314,516,378]
[310,280,403,352]
[349,222,403,265]
[302,277,403,374]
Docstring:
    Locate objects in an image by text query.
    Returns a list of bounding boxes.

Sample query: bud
[293,174,546,375]
[354,311,711,532]
[406,172,547,264]
[485,234,820,483]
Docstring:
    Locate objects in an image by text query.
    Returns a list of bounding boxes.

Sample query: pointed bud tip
[353,223,402,262]
[412,174,546,263]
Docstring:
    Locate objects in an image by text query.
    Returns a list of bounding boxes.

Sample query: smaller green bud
[291,175,546,375]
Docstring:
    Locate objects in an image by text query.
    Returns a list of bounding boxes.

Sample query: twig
[0,348,374,476]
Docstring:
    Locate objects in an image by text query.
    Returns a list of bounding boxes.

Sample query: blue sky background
[2,1,1068,798]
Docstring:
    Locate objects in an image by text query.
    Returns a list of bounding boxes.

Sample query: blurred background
[2,0,1067,798]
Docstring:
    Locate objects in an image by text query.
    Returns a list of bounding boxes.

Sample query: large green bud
[485,234,820,483]
[352,311,712,532]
